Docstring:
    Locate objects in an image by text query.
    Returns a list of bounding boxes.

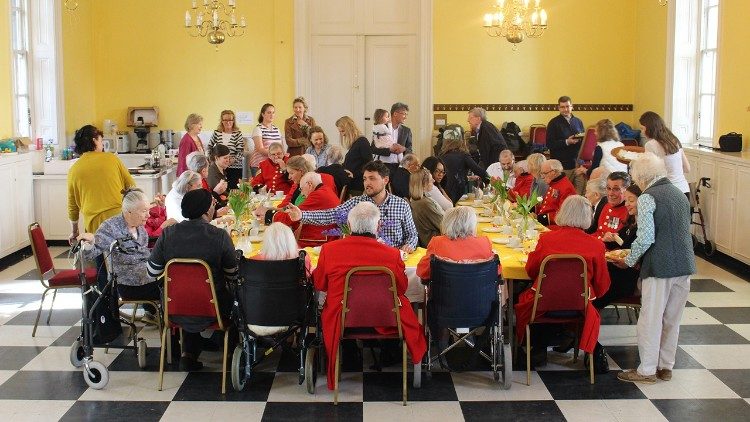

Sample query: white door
[310,36,364,146]
[713,161,736,253]
[364,35,419,156]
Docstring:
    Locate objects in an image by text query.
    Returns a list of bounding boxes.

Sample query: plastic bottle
[44,140,54,162]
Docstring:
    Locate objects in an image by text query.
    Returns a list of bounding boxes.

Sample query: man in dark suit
[371,102,412,160]
[389,154,421,198]
[467,107,508,171]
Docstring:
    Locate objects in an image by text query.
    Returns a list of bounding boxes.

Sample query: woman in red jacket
[251,142,292,194]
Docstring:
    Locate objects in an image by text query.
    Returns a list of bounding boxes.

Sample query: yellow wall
[716,0,750,149]
[633,0,667,122]
[61,1,96,133]
[61,0,294,137]
[433,0,637,134]
[0,0,14,138]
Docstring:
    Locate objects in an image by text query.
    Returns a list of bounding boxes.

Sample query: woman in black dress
[337,116,371,195]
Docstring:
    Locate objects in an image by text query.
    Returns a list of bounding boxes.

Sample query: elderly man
[586,171,631,246]
[313,202,426,390]
[389,153,421,198]
[486,149,516,187]
[285,160,419,252]
[147,189,238,371]
[371,102,412,161]
[536,159,577,226]
[614,153,695,384]
[316,145,352,196]
[272,171,341,247]
[467,107,508,170]
[546,96,586,195]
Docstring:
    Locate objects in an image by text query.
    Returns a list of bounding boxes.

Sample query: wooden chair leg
[589,347,595,384]
[525,325,531,386]
[334,343,341,405]
[221,330,228,394]
[46,289,58,325]
[402,340,407,406]
[158,326,167,391]
[32,288,50,337]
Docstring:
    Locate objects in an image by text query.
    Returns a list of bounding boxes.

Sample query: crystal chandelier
[64,0,78,12]
[483,0,548,49]
[185,0,247,48]
[658,0,667,5]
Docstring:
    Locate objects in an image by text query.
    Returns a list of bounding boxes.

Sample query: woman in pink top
[177,113,205,176]
[417,206,501,280]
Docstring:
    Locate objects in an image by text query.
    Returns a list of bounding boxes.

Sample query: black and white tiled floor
[1,247,749,421]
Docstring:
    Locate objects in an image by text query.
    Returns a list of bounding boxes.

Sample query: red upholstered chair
[28,223,97,337]
[578,127,598,169]
[523,254,594,385]
[530,125,547,146]
[336,266,414,406]
[158,259,230,394]
[610,295,641,324]
[621,138,639,147]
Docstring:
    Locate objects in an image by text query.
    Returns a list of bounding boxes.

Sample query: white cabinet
[33,178,71,240]
[0,154,34,258]
[732,165,750,262]
[713,161,737,253]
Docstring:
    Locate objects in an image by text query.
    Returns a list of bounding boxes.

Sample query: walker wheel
[137,339,147,369]
[305,347,317,394]
[703,240,715,256]
[231,344,249,392]
[70,340,84,368]
[502,343,513,390]
[84,360,109,389]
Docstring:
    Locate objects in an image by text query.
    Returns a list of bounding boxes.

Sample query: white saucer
[247,235,263,243]
[482,227,503,233]
[491,237,509,244]
[476,217,492,223]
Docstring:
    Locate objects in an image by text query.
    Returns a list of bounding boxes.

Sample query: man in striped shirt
[147,189,238,371]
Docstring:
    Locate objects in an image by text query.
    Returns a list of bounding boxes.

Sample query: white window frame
[9,0,31,138]
[666,0,720,146]
[696,0,719,144]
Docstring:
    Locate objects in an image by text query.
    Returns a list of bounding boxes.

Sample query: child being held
[372,109,402,164]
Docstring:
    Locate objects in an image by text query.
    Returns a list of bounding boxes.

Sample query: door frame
[293,0,433,158]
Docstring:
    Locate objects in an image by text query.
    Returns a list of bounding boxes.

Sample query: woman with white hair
[514,195,611,368]
[416,206,499,280]
[584,174,608,216]
[166,170,202,222]
[508,160,534,201]
[526,153,549,198]
[408,169,445,247]
[615,152,695,384]
[317,144,352,196]
[78,188,161,322]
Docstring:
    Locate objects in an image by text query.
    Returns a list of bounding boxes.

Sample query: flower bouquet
[515,188,542,241]
[490,172,511,221]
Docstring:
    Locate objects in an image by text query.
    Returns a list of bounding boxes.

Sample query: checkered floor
[0,247,749,421]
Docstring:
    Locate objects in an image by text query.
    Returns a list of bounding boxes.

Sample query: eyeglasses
[541,170,555,176]
[222,119,234,122]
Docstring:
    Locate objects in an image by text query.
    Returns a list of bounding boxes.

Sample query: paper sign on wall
[236,111,254,125]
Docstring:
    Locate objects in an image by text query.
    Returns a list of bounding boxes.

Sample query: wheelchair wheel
[136,339,147,369]
[70,340,84,368]
[231,344,249,392]
[305,346,317,394]
[703,240,715,256]
[83,360,109,389]
[502,343,512,390]
[413,362,421,388]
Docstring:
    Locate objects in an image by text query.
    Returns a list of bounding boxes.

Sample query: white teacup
[400,250,409,261]
[473,199,483,206]
[492,216,504,226]
[526,228,539,239]
[501,225,514,235]
[508,236,521,248]
[275,190,285,198]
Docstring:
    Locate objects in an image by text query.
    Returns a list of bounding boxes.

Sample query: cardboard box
[15,137,31,153]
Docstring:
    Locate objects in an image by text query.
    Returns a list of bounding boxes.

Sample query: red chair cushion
[29,225,54,275]
[48,268,97,287]
[534,259,587,314]
[165,262,219,319]
[344,272,398,329]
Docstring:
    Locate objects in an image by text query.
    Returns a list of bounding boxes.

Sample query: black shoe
[594,344,610,374]
[201,336,221,352]
[530,347,547,367]
[179,356,204,371]
[552,337,575,354]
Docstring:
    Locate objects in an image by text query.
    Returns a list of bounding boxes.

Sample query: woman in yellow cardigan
[67,125,135,245]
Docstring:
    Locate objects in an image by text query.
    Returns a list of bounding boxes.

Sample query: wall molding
[433,103,634,112]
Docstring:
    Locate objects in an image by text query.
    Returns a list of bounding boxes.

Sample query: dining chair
[578,127,598,168]
[28,222,97,337]
[522,254,594,385]
[158,258,230,394]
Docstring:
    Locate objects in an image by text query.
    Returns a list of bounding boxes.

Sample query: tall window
[10,0,31,138]
[669,0,719,145]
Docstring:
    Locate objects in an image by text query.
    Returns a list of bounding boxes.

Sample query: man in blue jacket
[546,96,586,194]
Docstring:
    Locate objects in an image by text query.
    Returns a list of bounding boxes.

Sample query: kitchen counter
[33,167,175,180]
[685,145,750,166]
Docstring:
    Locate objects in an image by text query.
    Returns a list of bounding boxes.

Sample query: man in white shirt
[485,150,516,188]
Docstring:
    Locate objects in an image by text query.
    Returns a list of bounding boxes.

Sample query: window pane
[699,51,716,94]
[705,6,718,50]
[15,95,30,138]
[698,95,714,139]
[14,54,28,96]
[707,0,719,7]
[11,10,25,51]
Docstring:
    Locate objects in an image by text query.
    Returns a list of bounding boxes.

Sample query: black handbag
[85,282,122,344]
[719,132,742,152]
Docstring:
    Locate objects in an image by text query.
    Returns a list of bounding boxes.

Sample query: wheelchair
[421,254,512,389]
[228,250,321,393]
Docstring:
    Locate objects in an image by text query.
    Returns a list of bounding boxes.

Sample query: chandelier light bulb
[540,9,547,26]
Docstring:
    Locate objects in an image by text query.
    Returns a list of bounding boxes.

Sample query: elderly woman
[317,144,352,196]
[417,206,499,280]
[408,169,444,247]
[515,195,611,367]
[177,113,205,176]
[640,111,690,197]
[186,152,228,218]
[305,126,330,169]
[78,188,160,321]
[338,116,371,194]
[584,173,609,221]
[615,153,695,384]
[284,97,317,157]
[166,170,203,223]
[526,153,549,198]
[250,142,292,194]
[509,160,534,201]
[68,124,136,244]
[249,103,284,176]
[420,156,452,212]
[440,132,487,204]
[254,155,313,224]
[587,119,627,177]
[272,172,340,247]
[208,110,245,188]
[207,144,232,207]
